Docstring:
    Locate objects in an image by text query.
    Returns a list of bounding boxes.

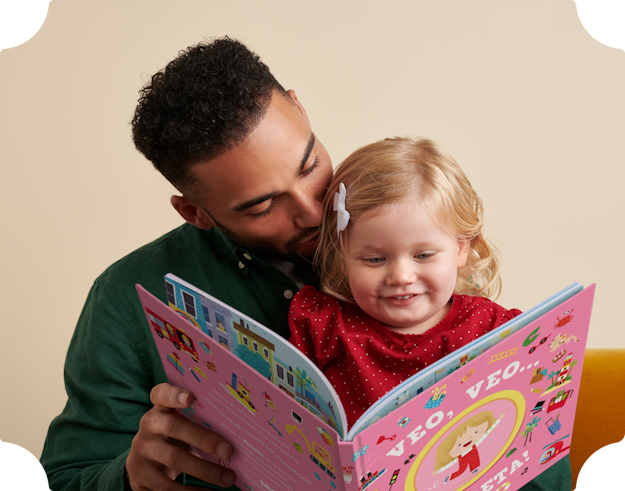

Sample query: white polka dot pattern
[288,286,521,428]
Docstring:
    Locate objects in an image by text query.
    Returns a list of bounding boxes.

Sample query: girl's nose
[386,259,416,285]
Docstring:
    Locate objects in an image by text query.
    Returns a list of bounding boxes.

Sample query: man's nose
[292,185,323,229]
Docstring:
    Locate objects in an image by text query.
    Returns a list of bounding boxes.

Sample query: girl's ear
[457,238,471,269]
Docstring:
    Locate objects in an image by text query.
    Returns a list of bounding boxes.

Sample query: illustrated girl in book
[288,137,521,428]
[433,411,505,480]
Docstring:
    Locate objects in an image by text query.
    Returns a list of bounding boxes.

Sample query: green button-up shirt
[40,224,570,491]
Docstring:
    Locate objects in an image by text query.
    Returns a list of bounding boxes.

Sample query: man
[40,38,571,491]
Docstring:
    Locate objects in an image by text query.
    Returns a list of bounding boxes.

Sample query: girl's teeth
[395,295,411,299]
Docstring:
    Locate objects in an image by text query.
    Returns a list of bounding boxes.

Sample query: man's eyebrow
[298,133,316,174]
[231,133,317,213]
[232,191,279,213]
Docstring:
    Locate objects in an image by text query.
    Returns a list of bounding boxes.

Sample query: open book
[137,275,594,491]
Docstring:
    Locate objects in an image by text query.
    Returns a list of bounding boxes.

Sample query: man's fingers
[132,383,236,488]
[141,409,234,460]
[128,422,236,489]
[150,383,193,411]
[153,447,235,487]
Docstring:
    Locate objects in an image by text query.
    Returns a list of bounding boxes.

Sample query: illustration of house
[232,320,276,380]
[273,356,297,398]
[165,279,235,351]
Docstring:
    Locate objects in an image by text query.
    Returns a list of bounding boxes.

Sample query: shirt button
[284,290,294,299]
[243,253,252,260]
[238,261,245,269]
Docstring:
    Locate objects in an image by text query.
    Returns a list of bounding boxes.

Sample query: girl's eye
[416,253,433,260]
[366,258,385,264]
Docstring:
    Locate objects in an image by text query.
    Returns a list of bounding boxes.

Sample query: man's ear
[457,238,471,269]
[287,89,310,123]
[170,195,215,229]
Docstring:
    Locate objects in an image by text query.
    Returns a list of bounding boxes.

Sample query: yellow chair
[570,349,625,489]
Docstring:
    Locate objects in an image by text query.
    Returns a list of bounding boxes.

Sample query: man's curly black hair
[131,37,288,195]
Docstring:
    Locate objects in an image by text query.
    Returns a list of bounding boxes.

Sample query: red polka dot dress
[288,286,521,428]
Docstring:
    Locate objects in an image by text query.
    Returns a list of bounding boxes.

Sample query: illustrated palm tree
[294,368,311,395]
[522,417,541,446]
[547,370,560,388]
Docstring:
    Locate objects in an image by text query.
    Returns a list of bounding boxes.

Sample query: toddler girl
[288,137,521,428]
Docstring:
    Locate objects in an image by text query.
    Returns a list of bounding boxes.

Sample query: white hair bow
[333,182,350,237]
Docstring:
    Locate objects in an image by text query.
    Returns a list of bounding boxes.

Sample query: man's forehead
[189,109,314,210]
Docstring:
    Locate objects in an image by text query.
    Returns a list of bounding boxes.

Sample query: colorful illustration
[549,333,579,353]
[522,327,541,347]
[351,445,369,463]
[138,279,594,491]
[166,352,184,373]
[263,391,277,411]
[194,366,208,380]
[521,417,541,446]
[404,392,524,491]
[376,434,396,445]
[357,468,386,490]
[530,400,545,414]
[424,385,447,409]
[314,471,337,489]
[388,469,400,490]
[146,308,199,362]
[226,372,257,414]
[268,416,283,436]
[487,348,517,364]
[318,426,335,446]
[530,367,547,385]
[199,339,211,355]
[554,310,574,328]
[552,349,566,363]
[527,334,551,354]
[539,438,571,465]
[286,424,336,479]
[342,466,354,484]
[543,354,577,395]
[460,369,475,383]
[433,411,505,480]
[546,389,574,413]
[545,413,562,435]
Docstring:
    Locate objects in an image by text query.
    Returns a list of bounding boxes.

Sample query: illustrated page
[340,285,594,491]
[164,273,347,438]
[137,285,351,491]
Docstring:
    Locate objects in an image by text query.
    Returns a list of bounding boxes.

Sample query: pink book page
[337,284,594,491]
[137,285,353,491]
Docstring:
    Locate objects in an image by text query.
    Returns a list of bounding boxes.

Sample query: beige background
[1,0,623,459]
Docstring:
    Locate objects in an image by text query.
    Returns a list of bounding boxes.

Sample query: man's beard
[214,220,317,265]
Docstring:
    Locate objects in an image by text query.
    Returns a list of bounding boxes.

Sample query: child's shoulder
[453,294,522,323]
[292,285,340,309]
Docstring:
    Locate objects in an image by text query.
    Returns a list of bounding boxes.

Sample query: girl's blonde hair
[433,411,496,471]
[315,137,501,302]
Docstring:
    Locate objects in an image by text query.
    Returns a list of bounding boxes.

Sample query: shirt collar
[207,228,317,286]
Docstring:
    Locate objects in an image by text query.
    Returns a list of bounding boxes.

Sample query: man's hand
[126,383,236,490]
